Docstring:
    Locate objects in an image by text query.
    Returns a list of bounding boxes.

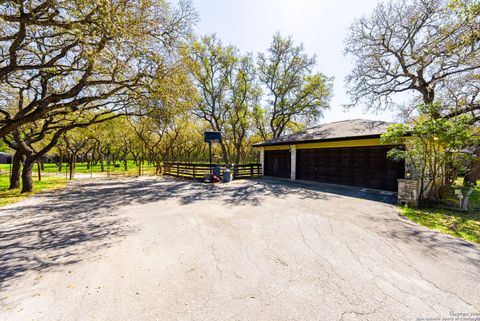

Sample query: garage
[296,146,404,191]
[264,150,291,178]
[255,119,406,192]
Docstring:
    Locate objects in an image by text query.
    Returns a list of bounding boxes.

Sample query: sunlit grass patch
[0,175,67,207]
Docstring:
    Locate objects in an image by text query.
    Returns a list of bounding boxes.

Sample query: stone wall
[397,179,419,207]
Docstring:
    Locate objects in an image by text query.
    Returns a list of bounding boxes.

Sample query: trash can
[222,169,232,183]
[213,164,221,177]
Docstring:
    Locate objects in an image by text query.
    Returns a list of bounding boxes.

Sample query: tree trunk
[37,162,42,181]
[21,158,35,193]
[69,155,74,180]
[40,158,45,171]
[132,153,138,166]
[464,147,480,186]
[461,188,474,210]
[57,149,63,172]
[220,142,229,164]
[155,160,162,175]
[99,152,105,172]
[9,150,23,190]
[138,156,142,176]
[234,140,243,165]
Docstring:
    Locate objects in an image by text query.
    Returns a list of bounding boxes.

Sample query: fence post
[177,163,179,177]
[250,164,253,177]
[193,165,196,179]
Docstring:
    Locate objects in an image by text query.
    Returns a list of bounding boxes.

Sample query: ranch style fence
[162,162,262,180]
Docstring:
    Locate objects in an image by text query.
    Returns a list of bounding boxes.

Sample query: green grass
[402,207,480,244]
[0,161,157,207]
[0,175,67,207]
[400,180,480,244]
[0,160,157,176]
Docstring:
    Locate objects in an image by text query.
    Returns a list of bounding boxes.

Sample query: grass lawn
[0,175,67,207]
[0,160,157,176]
[0,161,157,207]
[400,180,480,244]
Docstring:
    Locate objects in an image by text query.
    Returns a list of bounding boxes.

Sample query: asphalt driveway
[0,177,479,321]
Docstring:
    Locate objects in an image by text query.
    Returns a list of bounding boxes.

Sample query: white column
[259,147,265,176]
[290,145,296,180]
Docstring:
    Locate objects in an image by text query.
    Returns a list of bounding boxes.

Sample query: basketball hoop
[204,131,222,167]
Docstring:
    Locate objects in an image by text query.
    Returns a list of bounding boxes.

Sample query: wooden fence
[232,164,262,179]
[162,162,262,180]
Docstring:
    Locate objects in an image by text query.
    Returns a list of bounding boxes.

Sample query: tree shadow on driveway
[368,214,480,269]
[0,178,192,287]
[251,177,397,204]
[176,180,339,206]
[0,176,395,287]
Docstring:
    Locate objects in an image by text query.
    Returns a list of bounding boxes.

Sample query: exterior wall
[296,138,385,149]
[397,179,419,207]
[259,138,388,181]
[259,147,265,176]
[261,138,385,151]
[257,138,405,191]
[290,145,296,180]
[263,145,290,151]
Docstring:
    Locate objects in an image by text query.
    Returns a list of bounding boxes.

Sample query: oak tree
[257,33,332,138]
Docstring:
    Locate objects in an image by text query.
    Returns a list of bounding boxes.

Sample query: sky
[191,0,399,124]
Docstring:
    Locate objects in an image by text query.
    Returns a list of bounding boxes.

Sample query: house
[253,119,405,192]
[0,152,12,164]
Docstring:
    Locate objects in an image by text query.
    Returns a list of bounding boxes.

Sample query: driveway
[0,177,478,320]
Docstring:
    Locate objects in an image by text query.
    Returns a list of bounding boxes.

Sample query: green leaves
[381,123,410,145]
[184,34,261,163]
[258,33,332,138]
[381,102,479,202]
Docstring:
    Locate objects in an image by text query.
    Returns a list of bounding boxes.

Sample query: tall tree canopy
[0,0,197,139]
[345,0,479,116]
[346,0,480,187]
[0,0,197,192]
[184,34,261,163]
[257,33,332,139]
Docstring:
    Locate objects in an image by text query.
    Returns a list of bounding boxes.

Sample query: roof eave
[253,134,383,147]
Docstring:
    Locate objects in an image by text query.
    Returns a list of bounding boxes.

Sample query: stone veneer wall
[397,179,419,207]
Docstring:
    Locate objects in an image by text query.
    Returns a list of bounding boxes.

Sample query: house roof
[253,119,395,147]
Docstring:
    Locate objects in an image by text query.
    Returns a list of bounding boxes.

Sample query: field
[0,161,157,207]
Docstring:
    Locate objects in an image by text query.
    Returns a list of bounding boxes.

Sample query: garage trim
[253,119,406,192]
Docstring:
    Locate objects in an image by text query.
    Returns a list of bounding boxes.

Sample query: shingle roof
[254,119,395,146]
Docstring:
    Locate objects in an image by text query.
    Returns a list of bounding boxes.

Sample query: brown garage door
[296,146,404,191]
[264,150,291,178]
